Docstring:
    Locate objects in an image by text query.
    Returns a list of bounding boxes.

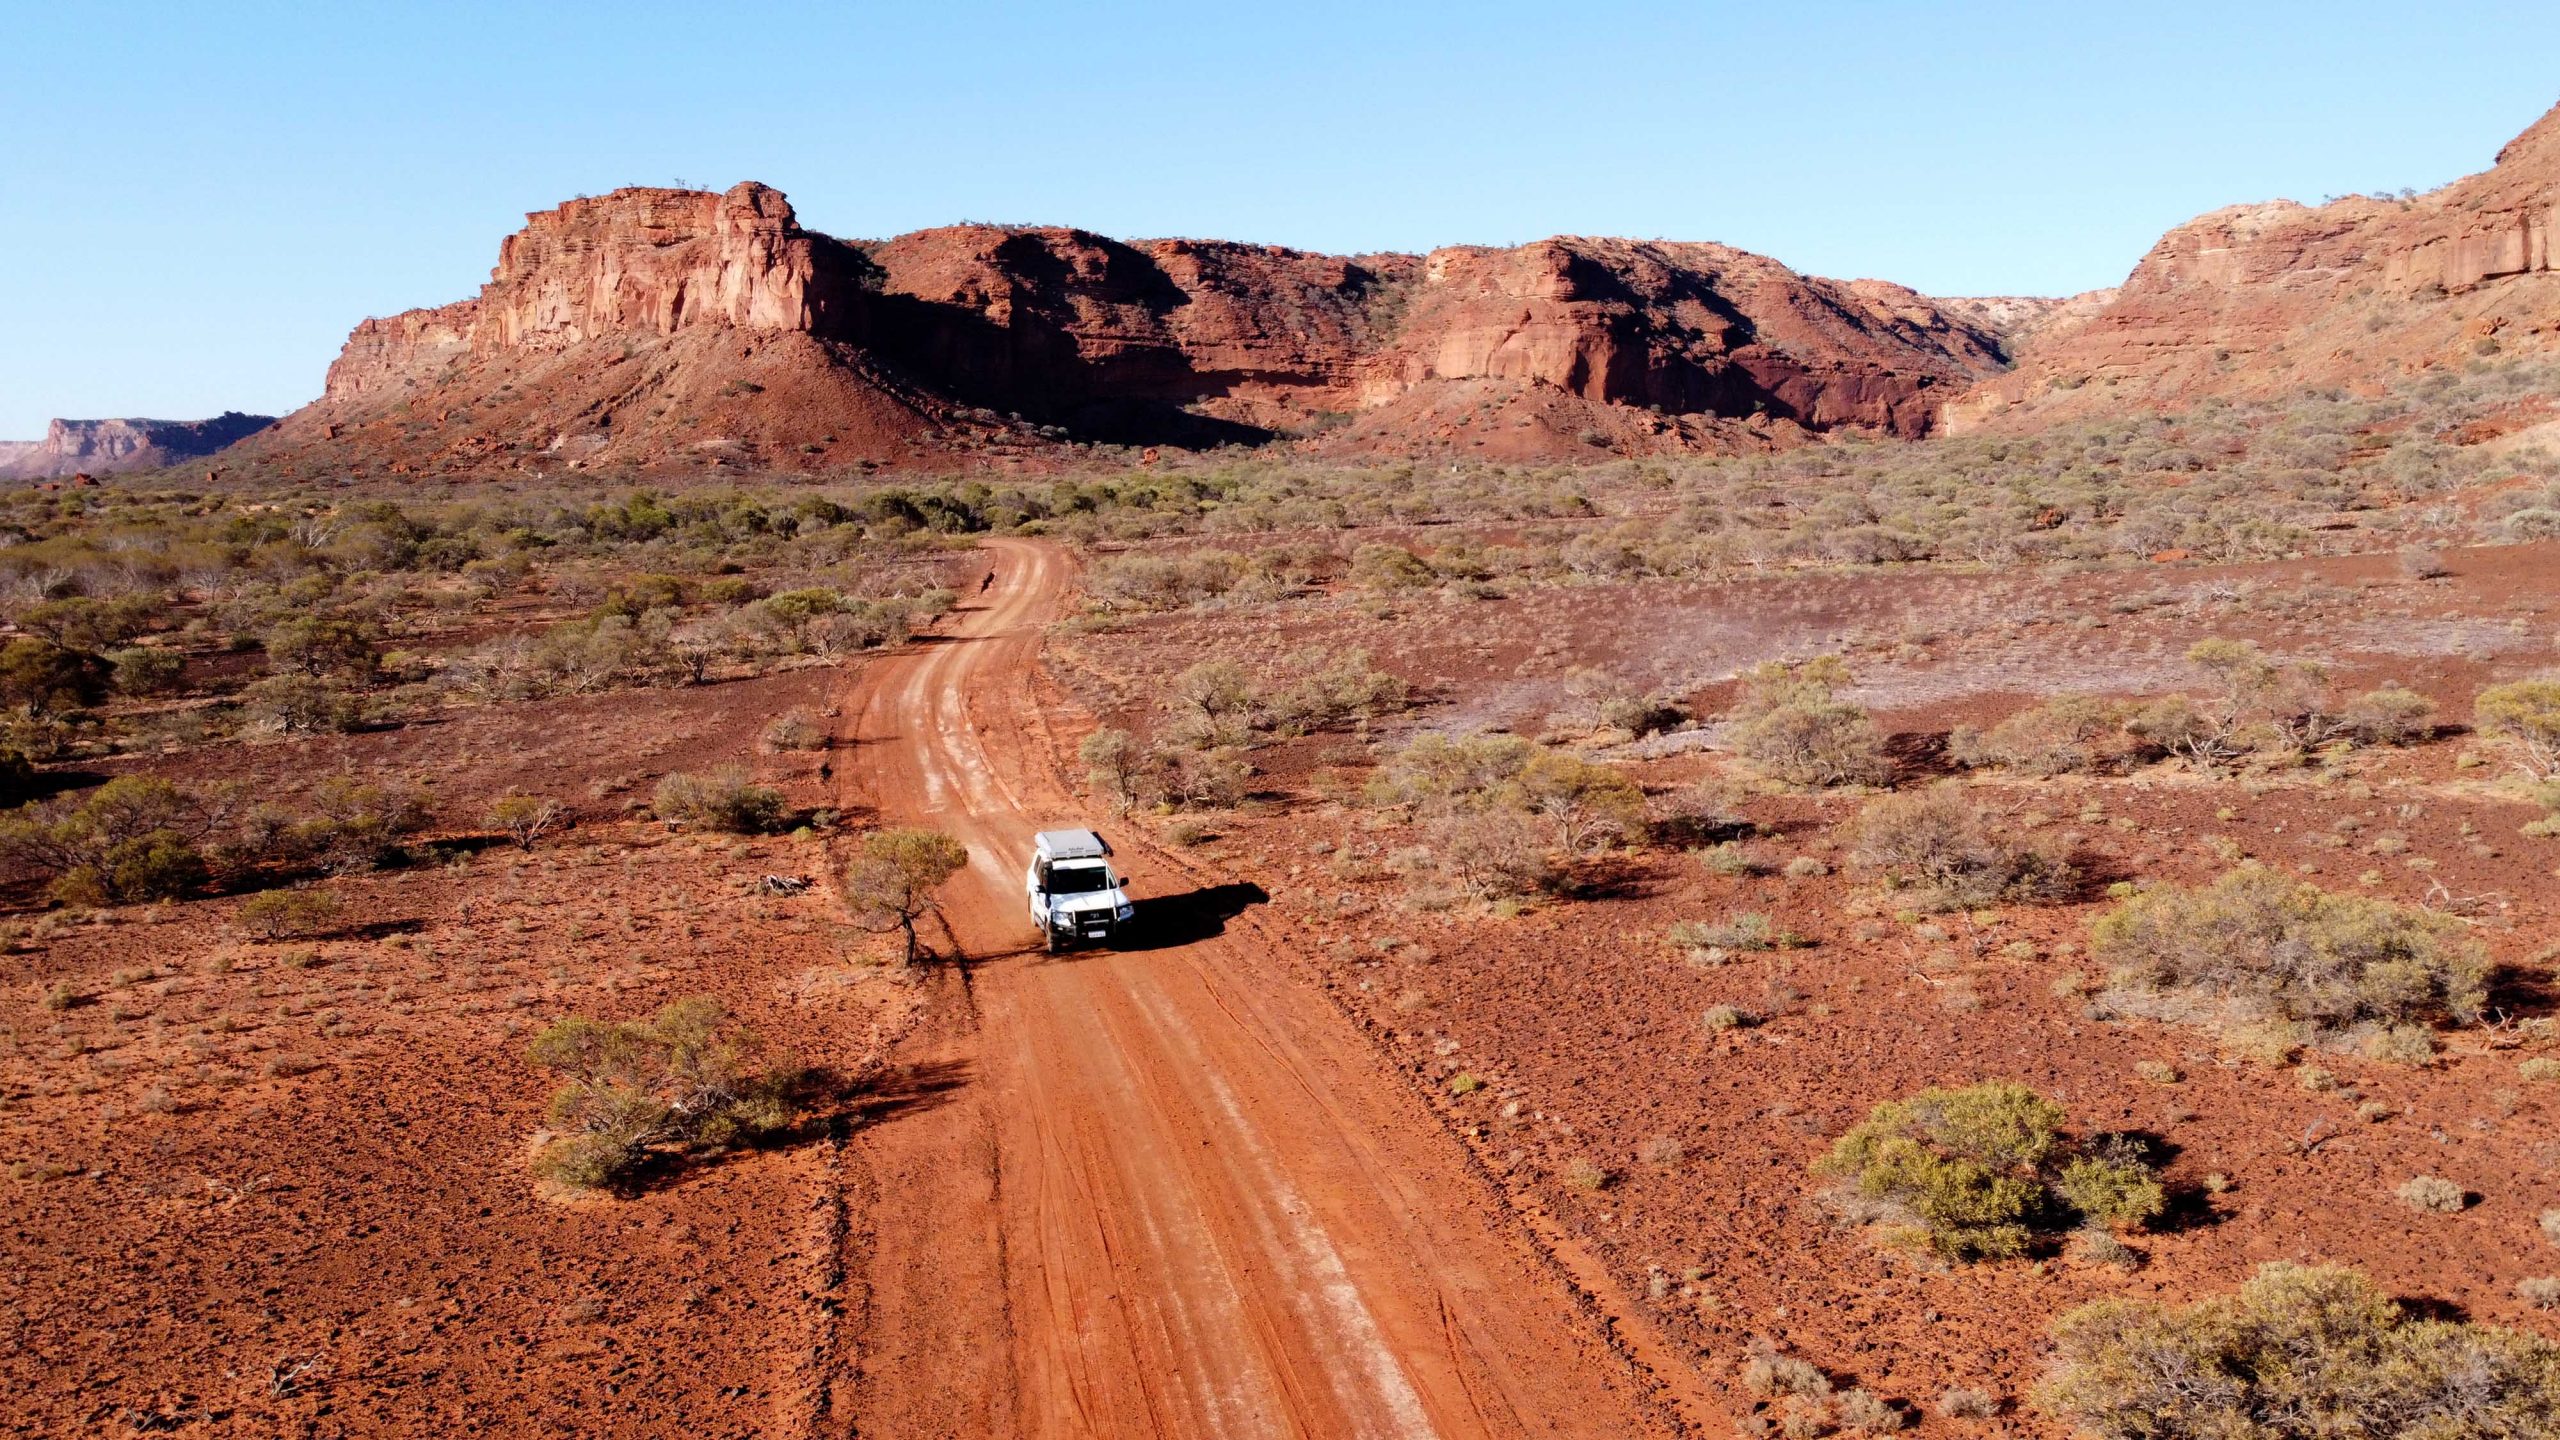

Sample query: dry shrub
[2090,867,2487,1038]
[1848,786,2075,908]
[1368,731,1639,897]
[1422,805,1561,899]
[1815,1082,2162,1261]
[1081,726,1254,812]
[760,710,827,752]
[2338,686,2435,747]
[653,767,786,834]
[487,793,567,850]
[2476,678,2560,779]
[1949,695,2129,776]
[1935,1388,1998,1420]
[2394,1175,2467,1214]
[526,996,801,1191]
[2040,1263,2560,1440]
[1725,657,1890,788]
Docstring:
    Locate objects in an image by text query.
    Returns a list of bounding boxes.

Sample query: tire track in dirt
[829,538,1690,1439]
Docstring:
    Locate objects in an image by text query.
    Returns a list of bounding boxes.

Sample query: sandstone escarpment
[255,181,2047,476]
[0,413,276,479]
[1949,100,2560,431]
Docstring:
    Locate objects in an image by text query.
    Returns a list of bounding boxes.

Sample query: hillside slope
[1949,100,2560,431]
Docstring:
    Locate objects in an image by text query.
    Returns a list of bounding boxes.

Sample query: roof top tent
[1033,829,1112,863]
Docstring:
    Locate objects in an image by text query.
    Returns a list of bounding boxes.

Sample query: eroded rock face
[258,180,2043,475]
[0,413,276,479]
[1948,100,2560,432]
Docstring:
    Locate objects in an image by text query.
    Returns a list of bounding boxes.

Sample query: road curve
[827,537,1683,1439]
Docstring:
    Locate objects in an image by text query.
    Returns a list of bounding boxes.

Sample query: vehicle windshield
[1045,863,1114,894]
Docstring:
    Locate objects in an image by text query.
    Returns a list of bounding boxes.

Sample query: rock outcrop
[246,182,2042,475]
[1948,100,2560,431]
[0,413,276,479]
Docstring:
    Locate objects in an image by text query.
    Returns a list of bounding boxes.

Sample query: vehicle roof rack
[1033,828,1111,860]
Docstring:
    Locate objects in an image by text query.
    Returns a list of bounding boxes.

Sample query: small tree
[488,793,567,850]
[1080,728,1146,813]
[842,827,969,963]
[1514,751,1644,855]
[0,638,109,719]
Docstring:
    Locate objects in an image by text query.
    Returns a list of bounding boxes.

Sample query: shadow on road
[1114,882,1270,951]
[844,1057,976,1128]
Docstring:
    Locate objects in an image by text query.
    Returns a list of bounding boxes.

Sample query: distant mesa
[0,412,277,480]
[230,181,2049,476]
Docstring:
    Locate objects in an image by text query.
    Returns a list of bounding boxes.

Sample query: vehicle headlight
[1115,903,1134,921]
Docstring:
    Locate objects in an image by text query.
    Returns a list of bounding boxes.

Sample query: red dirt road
[825,539,1687,1438]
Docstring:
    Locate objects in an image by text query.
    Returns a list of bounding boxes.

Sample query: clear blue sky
[5,0,2558,437]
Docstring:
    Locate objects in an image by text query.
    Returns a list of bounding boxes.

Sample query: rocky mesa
[240,182,2048,476]
[1948,100,2560,431]
[0,413,276,480]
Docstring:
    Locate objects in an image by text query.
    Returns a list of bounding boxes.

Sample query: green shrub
[107,646,186,698]
[2090,867,2488,1036]
[0,638,109,718]
[653,768,786,833]
[264,616,379,680]
[1815,1082,2163,1261]
[525,996,799,1192]
[1949,695,2128,776]
[240,674,366,734]
[235,887,342,940]
[2040,1263,2560,1440]
[1848,786,2076,907]
[0,775,210,904]
[487,793,566,850]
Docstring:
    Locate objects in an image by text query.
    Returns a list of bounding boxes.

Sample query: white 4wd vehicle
[1027,828,1134,953]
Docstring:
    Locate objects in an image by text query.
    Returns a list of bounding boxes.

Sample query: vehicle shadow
[1111,882,1270,952]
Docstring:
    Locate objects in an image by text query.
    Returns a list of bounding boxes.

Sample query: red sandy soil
[1047,539,2560,1430]
[0,669,909,1437]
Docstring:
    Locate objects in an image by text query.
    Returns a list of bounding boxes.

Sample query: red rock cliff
[262,181,2044,474]
[1949,100,2560,431]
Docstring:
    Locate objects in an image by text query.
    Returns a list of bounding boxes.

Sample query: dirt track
[825,538,1688,1439]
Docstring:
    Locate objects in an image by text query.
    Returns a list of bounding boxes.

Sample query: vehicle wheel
[1044,930,1061,955]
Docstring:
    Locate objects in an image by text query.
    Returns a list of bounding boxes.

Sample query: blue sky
[5,1,2558,437]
